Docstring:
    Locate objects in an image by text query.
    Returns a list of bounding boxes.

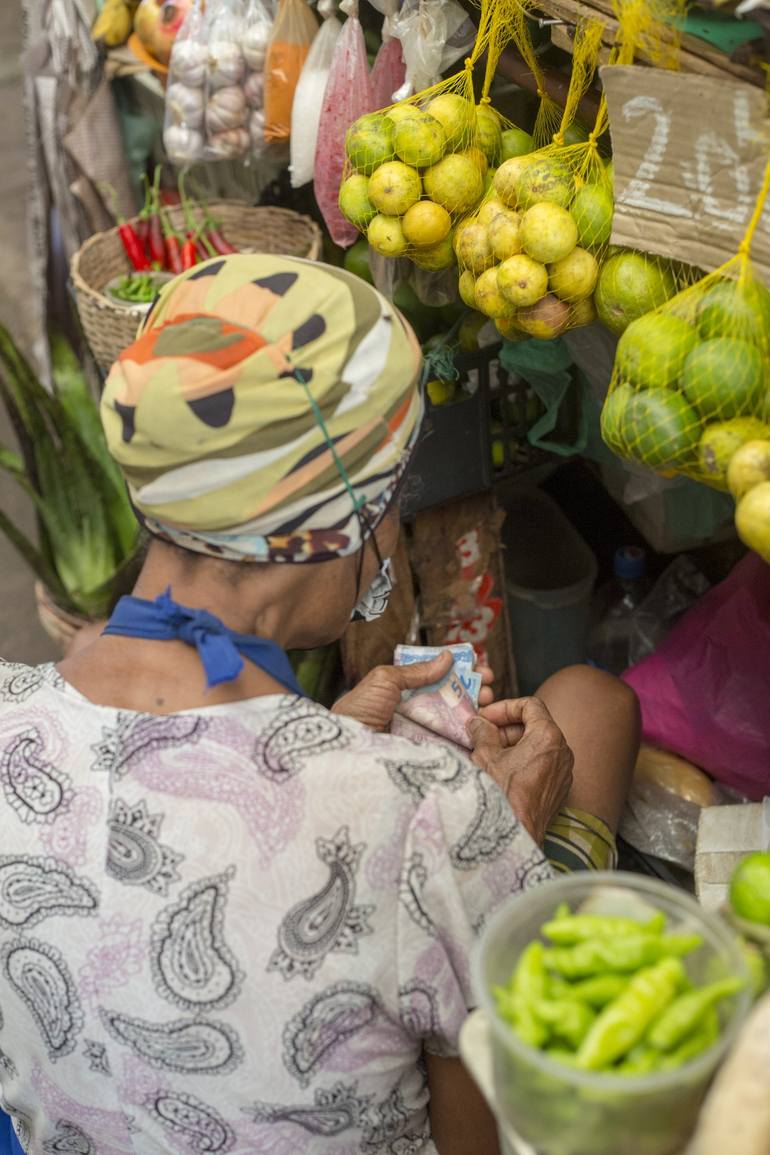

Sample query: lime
[730,852,770,926]
[426,379,456,406]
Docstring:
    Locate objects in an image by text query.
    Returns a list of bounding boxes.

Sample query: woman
[0,255,638,1155]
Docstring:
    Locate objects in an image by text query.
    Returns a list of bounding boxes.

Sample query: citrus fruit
[601,383,635,450]
[619,386,701,470]
[548,247,599,301]
[411,232,456,270]
[454,221,494,274]
[477,198,505,227]
[501,126,534,160]
[520,203,577,264]
[516,158,575,210]
[595,252,677,334]
[476,104,502,164]
[571,296,598,327]
[696,279,770,345]
[424,153,484,215]
[402,200,451,247]
[495,315,527,341]
[571,183,613,249]
[458,310,490,352]
[563,122,589,144]
[516,294,570,340]
[338,174,377,230]
[730,853,770,926]
[488,208,522,262]
[728,438,770,500]
[385,104,416,125]
[682,338,764,421]
[367,161,421,216]
[393,112,447,168]
[615,314,697,389]
[493,156,536,208]
[459,270,477,309]
[425,93,474,150]
[475,267,516,319]
[498,254,548,307]
[426,378,456,405]
[700,419,770,489]
[343,237,372,283]
[346,113,394,173]
[736,481,770,562]
[367,214,408,257]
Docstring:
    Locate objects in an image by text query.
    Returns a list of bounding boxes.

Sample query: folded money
[394,643,481,707]
[393,659,477,750]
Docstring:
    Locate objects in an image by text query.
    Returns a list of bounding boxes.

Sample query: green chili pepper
[566,974,631,1007]
[576,957,685,1070]
[544,933,700,979]
[648,976,743,1052]
[533,998,596,1048]
[542,912,666,945]
[616,1044,660,1076]
[546,1047,580,1067]
[659,1008,720,1070]
[494,941,550,1048]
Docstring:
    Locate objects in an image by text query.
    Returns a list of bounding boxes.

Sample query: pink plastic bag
[370,36,406,108]
[313,0,374,246]
[623,553,770,800]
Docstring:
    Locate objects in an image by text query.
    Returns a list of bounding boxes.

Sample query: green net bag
[601,158,770,495]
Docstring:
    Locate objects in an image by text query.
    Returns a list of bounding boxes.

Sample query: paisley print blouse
[0,660,551,1155]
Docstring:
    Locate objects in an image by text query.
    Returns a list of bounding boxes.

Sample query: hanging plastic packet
[601,159,770,510]
[369,0,406,110]
[313,0,374,244]
[290,0,341,188]
[264,0,319,143]
[205,0,251,161]
[242,0,274,158]
[163,0,207,166]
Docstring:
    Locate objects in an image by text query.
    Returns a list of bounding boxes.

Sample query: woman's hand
[332,655,494,733]
[468,697,574,846]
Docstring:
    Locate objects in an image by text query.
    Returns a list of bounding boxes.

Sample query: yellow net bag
[601,158,770,506]
[453,18,610,341]
[336,0,542,272]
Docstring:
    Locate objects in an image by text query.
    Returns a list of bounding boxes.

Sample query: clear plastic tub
[501,487,597,695]
[472,872,751,1155]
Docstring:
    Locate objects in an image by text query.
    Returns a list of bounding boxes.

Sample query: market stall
[1,0,770,1149]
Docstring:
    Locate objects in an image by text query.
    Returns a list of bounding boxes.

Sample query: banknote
[394,643,481,706]
[395,667,476,749]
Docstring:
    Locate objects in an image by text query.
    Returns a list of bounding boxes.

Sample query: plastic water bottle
[588,546,650,675]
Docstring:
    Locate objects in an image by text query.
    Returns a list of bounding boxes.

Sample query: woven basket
[34,583,91,653]
[71,202,323,374]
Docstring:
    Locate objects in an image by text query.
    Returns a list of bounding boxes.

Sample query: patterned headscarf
[101,255,423,563]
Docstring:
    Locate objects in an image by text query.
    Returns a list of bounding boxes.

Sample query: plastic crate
[401,343,560,517]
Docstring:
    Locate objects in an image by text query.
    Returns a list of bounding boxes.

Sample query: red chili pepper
[205,227,237,255]
[147,166,165,268]
[164,234,183,275]
[118,221,151,271]
[181,234,198,270]
[134,217,149,246]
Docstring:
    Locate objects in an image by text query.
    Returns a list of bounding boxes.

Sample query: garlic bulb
[166,83,205,128]
[163,124,204,163]
[242,25,269,71]
[207,127,250,159]
[243,71,264,108]
[169,39,208,87]
[208,41,245,88]
[206,86,247,134]
[249,108,265,147]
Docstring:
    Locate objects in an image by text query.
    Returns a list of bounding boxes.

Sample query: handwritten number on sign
[620,95,690,218]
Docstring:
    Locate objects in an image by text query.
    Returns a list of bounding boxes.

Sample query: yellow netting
[453,19,613,340]
[601,157,770,498]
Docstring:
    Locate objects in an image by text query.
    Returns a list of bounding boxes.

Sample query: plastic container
[471,872,752,1155]
[501,488,597,694]
[588,546,650,675]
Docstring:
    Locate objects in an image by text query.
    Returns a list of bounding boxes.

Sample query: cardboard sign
[602,66,770,285]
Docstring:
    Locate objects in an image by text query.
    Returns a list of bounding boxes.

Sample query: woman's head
[100,255,422,641]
